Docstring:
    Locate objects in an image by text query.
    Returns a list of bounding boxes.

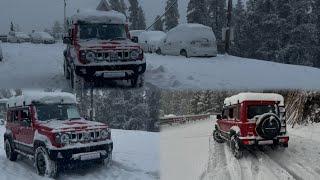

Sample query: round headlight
[60,134,70,144]
[131,50,140,59]
[101,129,109,139]
[86,51,96,62]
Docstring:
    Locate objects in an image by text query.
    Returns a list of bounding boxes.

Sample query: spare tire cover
[256,113,281,140]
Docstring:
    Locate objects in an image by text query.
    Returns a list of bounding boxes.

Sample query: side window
[234,106,240,120]
[7,111,12,122]
[21,109,30,120]
[228,108,234,119]
[13,110,19,123]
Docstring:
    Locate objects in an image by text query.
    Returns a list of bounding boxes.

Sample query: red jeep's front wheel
[213,129,225,143]
[4,139,18,161]
[35,146,58,178]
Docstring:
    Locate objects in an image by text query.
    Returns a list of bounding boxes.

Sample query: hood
[39,118,108,133]
[78,39,140,50]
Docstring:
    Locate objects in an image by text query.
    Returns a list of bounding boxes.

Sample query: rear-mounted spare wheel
[256,113,281,140]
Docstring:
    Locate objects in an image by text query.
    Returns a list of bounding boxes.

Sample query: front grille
[70,130,102,143]
[95,50,131,62]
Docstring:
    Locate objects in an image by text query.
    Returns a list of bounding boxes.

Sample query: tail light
[279,137,289,143]
[242,139,255,145]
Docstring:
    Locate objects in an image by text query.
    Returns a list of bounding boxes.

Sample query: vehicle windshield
[247,105,277,120]
[36,104,81,121]
[79,23,127,41]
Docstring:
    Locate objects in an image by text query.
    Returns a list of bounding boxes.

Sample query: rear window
[247,105,277,120]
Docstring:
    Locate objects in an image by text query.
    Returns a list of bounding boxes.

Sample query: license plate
[258,140,273,145]
[80,152,100,161]
[103,72,126,78]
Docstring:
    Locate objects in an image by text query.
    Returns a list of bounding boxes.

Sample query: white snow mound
[71,9,126,24]
[224,93,284,106]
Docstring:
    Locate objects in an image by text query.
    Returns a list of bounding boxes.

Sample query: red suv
[63,9,146,88]
[213,93,289,159]
[4,92,113,178]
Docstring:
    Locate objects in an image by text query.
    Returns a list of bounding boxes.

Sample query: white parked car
[0,42,3,61]
[30,31,55,44]
[157,23,217,57]
[8,31,31,43]
[129,30,145,43]
[138,31,166,53]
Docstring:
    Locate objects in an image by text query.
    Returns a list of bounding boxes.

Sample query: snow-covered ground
[0,125,159,180]
[1,43,320,89]
[161,119,320,180]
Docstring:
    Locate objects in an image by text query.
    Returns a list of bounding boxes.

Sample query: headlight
[130,50,140,59]
[56,133,70,144]
[85,51,96,62]
[101,129,110,139]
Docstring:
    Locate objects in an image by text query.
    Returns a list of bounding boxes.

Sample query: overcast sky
[0,0,190,34]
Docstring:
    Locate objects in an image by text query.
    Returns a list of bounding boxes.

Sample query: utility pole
[225,0,233,54]
[64,0,67,34]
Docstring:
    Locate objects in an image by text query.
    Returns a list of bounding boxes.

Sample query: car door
[19,107,34,145]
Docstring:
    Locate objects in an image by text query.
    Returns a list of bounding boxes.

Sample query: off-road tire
[213,129,225,143]
[5,139,18,161]
[35,146,58,178]
[131,74,145,88]
[230,135,243,159]
[64,60,70,80]
[256,113,281,140]
[180,49,188,58]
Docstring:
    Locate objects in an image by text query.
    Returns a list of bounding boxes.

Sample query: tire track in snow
[204,137,231,180]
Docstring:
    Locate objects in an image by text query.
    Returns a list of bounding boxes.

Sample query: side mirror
[63,36,72,44]
[131,36,138,43]
[217,114,222,120]
[22,119,31,127]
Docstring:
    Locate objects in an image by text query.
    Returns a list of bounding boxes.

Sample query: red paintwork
[217,100,281,137]
[69,23,141,65]
[6,104,110,148]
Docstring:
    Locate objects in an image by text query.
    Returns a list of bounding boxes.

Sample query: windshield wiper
[108,37,127,41]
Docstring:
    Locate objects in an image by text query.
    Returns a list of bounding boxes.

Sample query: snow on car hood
[39,119,108,132]
[78,39,140,50]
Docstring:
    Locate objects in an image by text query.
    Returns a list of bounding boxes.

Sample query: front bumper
[75,63,146,79]
[48,142,113,162]
[239,136,289,146]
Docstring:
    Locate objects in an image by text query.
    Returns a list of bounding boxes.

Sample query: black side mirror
[217,114,222,120]
[22,119,31,127]
[131,36,138,43]
[63,36,72,44]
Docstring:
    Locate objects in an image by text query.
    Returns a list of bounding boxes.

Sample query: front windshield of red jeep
[79,23,127,40]
[36,104,81,121]
[247,105,278,120]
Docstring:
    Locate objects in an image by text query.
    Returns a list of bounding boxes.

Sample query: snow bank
[139,31,166,44]
[224,93,284,106]
[7,91,77,107]
[71,9,126,24]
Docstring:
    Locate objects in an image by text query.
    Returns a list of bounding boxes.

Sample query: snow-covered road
[161,119,320,180]
[0,125,159,180]
[1,43,320,89]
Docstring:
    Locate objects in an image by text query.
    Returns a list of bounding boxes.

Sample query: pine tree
[164,0,179,31]
[109,0,127,15]
[314,0,320,67]
[128,0,140,30]
[52,21,63,38]
[230,0,246,56]
[153,15,164,31]
[10,22,14,31]
[208,0,226,41]
[137,7,146,30]
[187,0,208,25]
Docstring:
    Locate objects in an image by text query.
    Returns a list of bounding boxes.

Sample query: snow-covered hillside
[1,43,320,89]
[0,125,159,180]
[161,118,320,180]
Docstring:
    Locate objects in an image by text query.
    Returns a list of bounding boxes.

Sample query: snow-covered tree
[52,21,63,38]
[153,15,164,31]
[208,0,226,41]
[187,0,208,25]
[109,0,127,15]
[164,0,179,31]
[128,0,146,30]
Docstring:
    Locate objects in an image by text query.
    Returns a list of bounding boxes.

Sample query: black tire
[98,153,112,167]
[4,139,18,161]
[131,74,145,88]
[213,129,225,143]
[64,60,70,80]
[230,135,243,159]
[35,146,58,178]
[256,113,281,140]
[180,49,188,58]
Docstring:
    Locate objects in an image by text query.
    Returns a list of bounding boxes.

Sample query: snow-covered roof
[130,30,145,37]
[139,31,166,43]
[224,93,284,106]
[71,9,126,24]
[0,98,8,104]
[7,92,77,108]
[167,23,216,42]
